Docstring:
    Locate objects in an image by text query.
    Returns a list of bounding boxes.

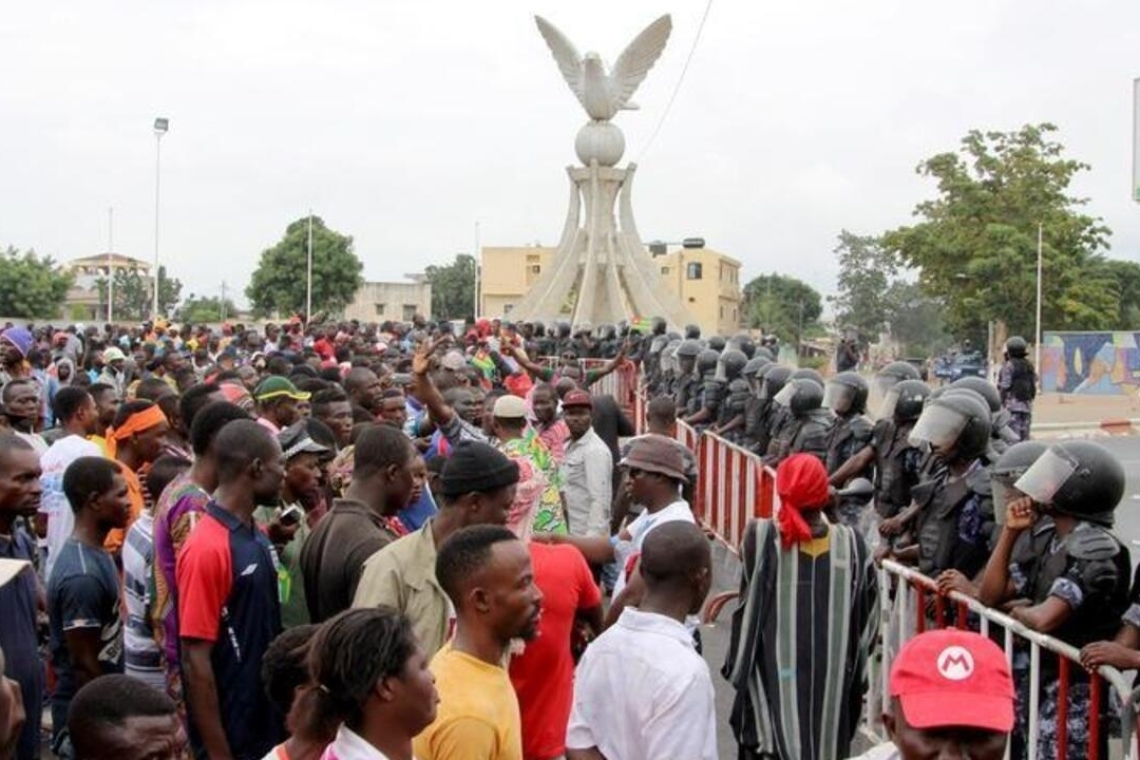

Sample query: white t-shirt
[39,435,102,581]
[612,500,696,599]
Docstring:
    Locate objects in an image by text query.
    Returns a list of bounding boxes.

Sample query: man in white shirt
[39,387,102,581]
[566,521,716,760]
[559,390,612,537]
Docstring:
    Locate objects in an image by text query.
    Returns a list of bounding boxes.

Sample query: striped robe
[724,519,879,760]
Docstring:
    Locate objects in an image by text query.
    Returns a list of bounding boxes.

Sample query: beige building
[343,278,432,323]
[63,252,152,321]
[479,242,742,336]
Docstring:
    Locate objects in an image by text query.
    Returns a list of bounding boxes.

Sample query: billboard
[1134,79,1140,202]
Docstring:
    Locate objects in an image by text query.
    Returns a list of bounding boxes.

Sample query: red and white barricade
[874,559,1139,760]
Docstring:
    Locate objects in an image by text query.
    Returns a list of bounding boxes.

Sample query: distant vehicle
[933,351,986,382]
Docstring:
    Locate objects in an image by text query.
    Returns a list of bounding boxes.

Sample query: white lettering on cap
[937,645,975,681]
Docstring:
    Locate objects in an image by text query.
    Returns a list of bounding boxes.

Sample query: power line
[636,0,715,162]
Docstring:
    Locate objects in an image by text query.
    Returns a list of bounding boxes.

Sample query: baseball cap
[278,423,331,460]
[621,434,688,483]
[890,629,1014,732]
[254,376,311,402]
[492,395,528,419]
[441,351,468,371]
[561,389,593,409]
[102,347,127,363]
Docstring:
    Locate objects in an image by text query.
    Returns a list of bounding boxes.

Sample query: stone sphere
[575,121,625,167]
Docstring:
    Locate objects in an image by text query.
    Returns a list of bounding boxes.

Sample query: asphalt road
[698,432,1140,759]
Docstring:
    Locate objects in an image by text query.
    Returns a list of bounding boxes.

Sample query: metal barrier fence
[877,559,1139,760]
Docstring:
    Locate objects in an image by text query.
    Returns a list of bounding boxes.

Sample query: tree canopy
[98,265,182,321]
[178,294,237,324]
[829,231,896,343]
[741,273,822,346]
[424,254,476,321]
[247,217,363,319]
[0,246,73,319]
[883,123,1116,339]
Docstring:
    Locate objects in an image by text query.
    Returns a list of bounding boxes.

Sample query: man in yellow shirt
[413,525,543,760]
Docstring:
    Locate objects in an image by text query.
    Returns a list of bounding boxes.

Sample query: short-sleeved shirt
[414,643,523,760]
[177,501,284,760]
[38,434,102,582]
[0,530,44,760]
[122,511,163,681]
[48,538,124,708]
[300,499,401,623]
[151,473,210,683]
[509,543,601,760]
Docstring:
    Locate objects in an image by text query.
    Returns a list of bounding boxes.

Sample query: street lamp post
[1035,223,1043,387]
[152,117,169,322]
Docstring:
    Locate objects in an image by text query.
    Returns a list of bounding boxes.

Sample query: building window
[720,305,724,318]
[531,265,542,274]
[402,304,417,321]
[375,303,386,316]
[504,304,514,314]
[661,266,669,275]
[687,262,703,280]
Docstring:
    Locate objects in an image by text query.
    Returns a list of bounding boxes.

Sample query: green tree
[883,123,1113,338]
[741,273,822,347]
[424,254,476,321]
[178,294,237,324]
[883,281,950,356]
[0,246,74,318]
[96,265,182,321]
[246,217,364,319]
[1102,259,1140,329]
[829,230,896,343]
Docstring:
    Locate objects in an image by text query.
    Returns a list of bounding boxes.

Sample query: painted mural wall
[1041,331,1140,395]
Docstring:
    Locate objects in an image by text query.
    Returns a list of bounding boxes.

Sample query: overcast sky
[3,0,1139,309]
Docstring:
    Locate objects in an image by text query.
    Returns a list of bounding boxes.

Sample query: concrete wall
[343,281,432,323]
[1041,331,1140,395]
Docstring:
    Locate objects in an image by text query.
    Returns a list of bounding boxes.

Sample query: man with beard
[414,525,543,760]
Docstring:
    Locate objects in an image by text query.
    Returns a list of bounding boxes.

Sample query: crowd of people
[0,313,1132,760]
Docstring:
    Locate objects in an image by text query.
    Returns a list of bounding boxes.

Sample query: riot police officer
[891,391,994,579]
[597,324,620,359]
[823,371,875,526]
[671,339,703,412]
[831,379,930,524]
[748,365,790,457]
[644,332,671,395]
[763,377,832,466]
[950,376,1018,453]
[732,357,772,448]
[710,349,749,442]
[684,349,721,423]
[979,440,1130,760]
[684,323,701,340]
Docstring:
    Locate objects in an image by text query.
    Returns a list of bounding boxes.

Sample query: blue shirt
[0,528,43,760]
[47,538,123,707]
[397,489,438,532]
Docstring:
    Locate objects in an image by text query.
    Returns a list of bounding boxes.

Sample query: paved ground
[1032,392,1140,427]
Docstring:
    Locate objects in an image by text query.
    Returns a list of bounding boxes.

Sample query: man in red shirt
[509,537,603,760]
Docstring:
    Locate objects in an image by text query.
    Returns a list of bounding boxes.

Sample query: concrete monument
[508,15,697,329]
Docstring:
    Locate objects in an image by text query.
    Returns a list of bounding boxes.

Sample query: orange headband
[106,405,168,459]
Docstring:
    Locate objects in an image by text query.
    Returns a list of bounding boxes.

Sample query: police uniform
[826,413,875,526]
[1008,519,1130,760]
[870,419,924,520]
[910,459,994,579]
[765,408,832,467]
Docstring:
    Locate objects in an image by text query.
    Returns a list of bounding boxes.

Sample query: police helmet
[754,347,776,362]
[759,365,792,401]
[773,377,824,416]
[880,379,930,422]
[949,377,1002,414]
[557,321,571,339]
[599,323,616,340]
[742,357,772,378]
[708,335,727,352]
[533,321,546,337]
[991,440,1049,525]
[651,317,667,336]
[684,324,701,339]
[720,349,748,380]
[909,391,991,461]
[1014,441,1124,524]
[790,367,825,387]
[675,339,703,359]
[666,331,682,342]
[730,332,757,359]
[696,349,720,376]
[825,371,870,415]
[1006,336,1029,359]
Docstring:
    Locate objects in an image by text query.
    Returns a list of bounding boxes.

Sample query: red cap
[561,390,593,409]
[890,630,1014,732]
